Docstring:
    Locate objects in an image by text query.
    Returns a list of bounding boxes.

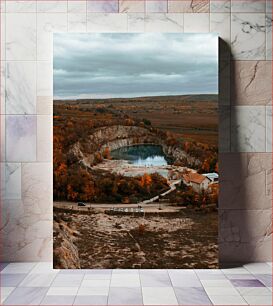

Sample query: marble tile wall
[0,0,272,263]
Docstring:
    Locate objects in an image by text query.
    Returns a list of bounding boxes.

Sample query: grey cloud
[53,33,218,99]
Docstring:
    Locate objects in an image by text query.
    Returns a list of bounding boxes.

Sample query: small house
[182,172,210,193]
[203,172,219,183]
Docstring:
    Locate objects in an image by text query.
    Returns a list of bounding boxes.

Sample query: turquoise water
[111,145,169,167]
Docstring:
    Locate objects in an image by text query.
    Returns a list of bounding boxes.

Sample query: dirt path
[139,179,181,205]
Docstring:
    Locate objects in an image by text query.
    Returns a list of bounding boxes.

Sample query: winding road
[139,179,181,205]
[53,179,182,214]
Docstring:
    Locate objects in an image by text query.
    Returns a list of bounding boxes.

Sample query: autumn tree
[67,184,78,201]
[82,182,95,201]
[201,159,210,172]
[102,147,111,159]
[94,152,103,164]
[140,173,152,193]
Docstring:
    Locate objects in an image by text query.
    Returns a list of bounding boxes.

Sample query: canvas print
[53,33,219,269]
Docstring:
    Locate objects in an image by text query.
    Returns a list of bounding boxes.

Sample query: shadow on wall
[218,38,272,267]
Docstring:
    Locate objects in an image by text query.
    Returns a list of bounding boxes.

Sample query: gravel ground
[54,209,218,269]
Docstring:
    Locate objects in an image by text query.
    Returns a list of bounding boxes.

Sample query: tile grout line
[194,268,219,305]
[229,1,232,153]
[4,7,6,165]
[168,270,180,305]
[71,269,84,305]
[138,269,144,306]
[106,269,113,305]
[85,0,87,32]
[35,0,38,165]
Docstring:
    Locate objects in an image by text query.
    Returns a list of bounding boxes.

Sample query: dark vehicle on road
[77,202,86,207]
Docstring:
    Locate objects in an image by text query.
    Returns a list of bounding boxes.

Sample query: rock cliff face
[162,144,200,167]
[68,125,200,168]
[53,216,81,269]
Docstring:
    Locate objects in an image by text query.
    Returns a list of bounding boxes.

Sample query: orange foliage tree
[202,159,210,172]
[140,173,152,192]
[102,147,111,159]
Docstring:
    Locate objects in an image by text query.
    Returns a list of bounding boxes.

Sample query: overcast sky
[53,33,218,99]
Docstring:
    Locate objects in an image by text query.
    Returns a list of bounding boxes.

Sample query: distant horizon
[53,92,218,101]
[54,33,218,99]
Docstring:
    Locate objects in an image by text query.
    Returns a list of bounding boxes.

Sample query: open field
[54,94,218,146]
[54,209,218,269]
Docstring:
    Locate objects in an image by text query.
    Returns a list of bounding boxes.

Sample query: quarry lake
[111,144,170,167]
